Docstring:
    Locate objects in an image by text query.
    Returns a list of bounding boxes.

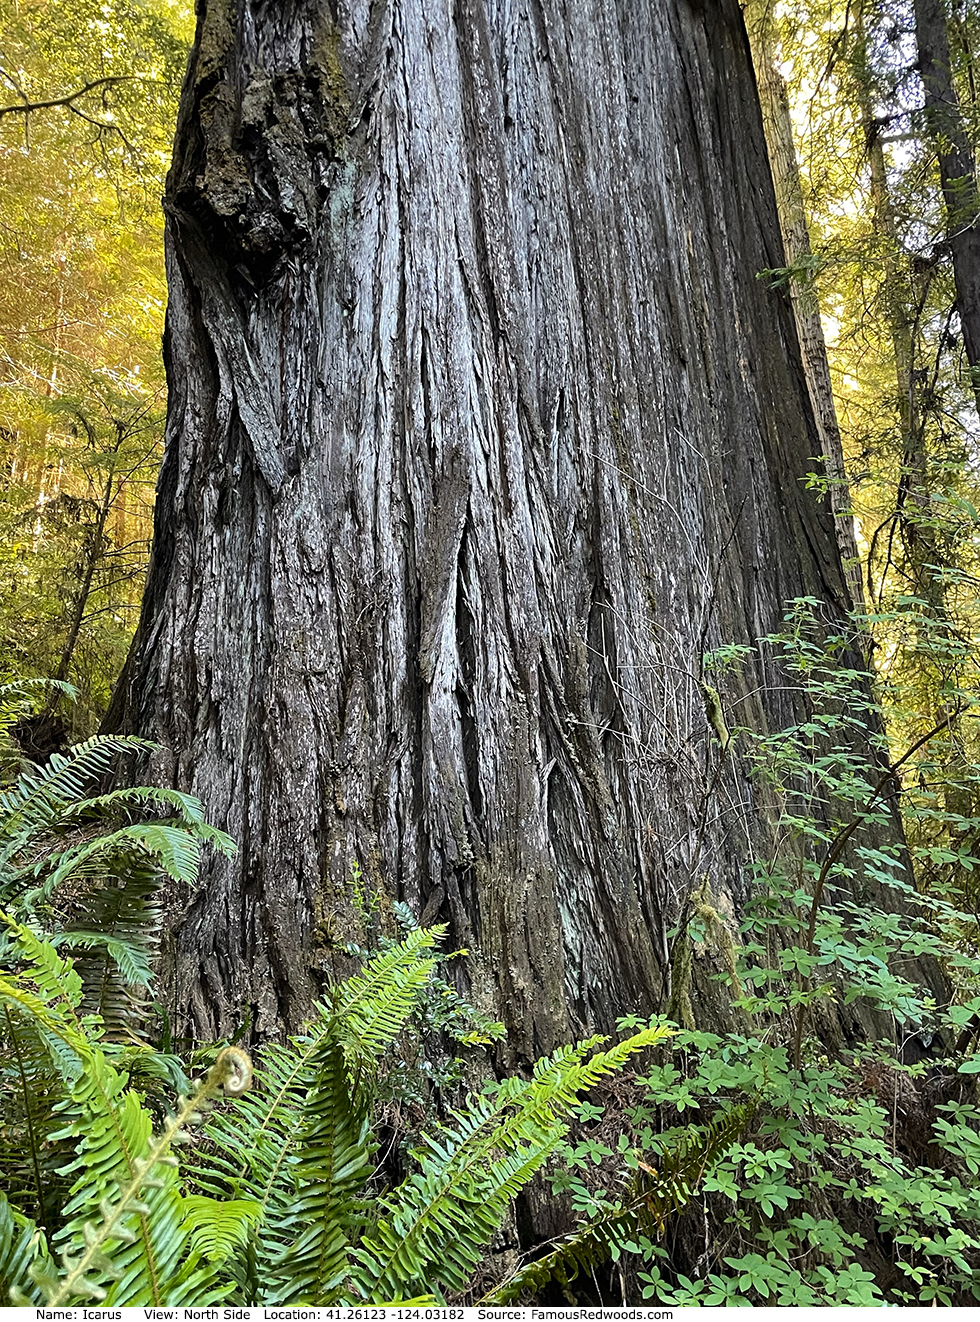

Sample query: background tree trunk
[914,0,980,409]
[110,0,865,1052]
[744,0,865,614]
[850,3,934,603]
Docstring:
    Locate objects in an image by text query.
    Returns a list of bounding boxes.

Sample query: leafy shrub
[550,601,980,1306]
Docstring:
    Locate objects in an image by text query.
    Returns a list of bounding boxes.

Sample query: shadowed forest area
[4,0,980,1306]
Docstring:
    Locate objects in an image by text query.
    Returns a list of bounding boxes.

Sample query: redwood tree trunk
[111,0,859,1052]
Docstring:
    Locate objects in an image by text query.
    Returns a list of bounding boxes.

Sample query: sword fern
[0,913,731,1306]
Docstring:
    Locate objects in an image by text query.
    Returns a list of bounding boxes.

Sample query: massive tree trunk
[110,0,861,1052]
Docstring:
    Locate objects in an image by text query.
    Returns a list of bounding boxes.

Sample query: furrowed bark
[110,0,875,1052]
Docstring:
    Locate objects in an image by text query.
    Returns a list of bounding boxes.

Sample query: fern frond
[0,932,171,1304]
[190,930,443,1301]
[643,1099,756,1224]
[348,1025,672,1303]
[0,1193,51,1305]
[23,823,204,896]
[60,787,236,852]
[0,921,249,1305]
[487,1101,754,1303]
[1,917,84,1010]
[49,1047,253,1306]
[266,1030,374,1304]
[0,736,151,880]
[194,928,442,1203]
[57,929,151,992]
[62,785,205,823]
[190,1003,342,1204]
[182,1196,262,1265]
[333,925,443,1074]
[0,919,93,1107]
[186,1017,351,1309]
[51,864,163,1034]
[0,1001,65,1226]
[111,1044,189,1098]
[2,941,98,1104]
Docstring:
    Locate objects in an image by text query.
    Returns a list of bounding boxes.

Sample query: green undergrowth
[6,591,980,1304]
[547,599,980,1306]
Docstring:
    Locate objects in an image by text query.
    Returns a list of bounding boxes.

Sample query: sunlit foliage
[0,0,191,727]
[751,0,980,916]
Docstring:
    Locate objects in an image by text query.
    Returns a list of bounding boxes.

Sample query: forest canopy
[3,0,980,1307]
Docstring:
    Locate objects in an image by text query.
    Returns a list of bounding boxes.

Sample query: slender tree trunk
[849,3,936,602]
[744,0,865,614]
[111,0,872,1050]
[914,0,980,407]
[54,448,118,687]
[853,5,968,815]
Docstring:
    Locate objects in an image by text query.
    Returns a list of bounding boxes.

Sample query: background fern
[0,685,233,1040]
[0,687,234,1288]
[0,1194,50,1305]
[487,1101,755,1303]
